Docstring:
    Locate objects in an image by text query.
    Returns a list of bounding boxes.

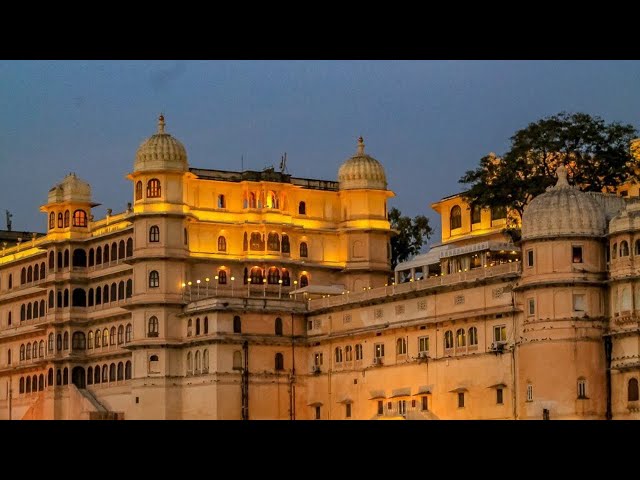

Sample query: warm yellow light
[231,276,235,281]
[197,279,201,284]
[278,279,283,284]
[188,281,192,286]
[294,280,298,285]
[214,275,218,280]
[205,277,210,282]
[181,283,186,288]
[263,278,267,283]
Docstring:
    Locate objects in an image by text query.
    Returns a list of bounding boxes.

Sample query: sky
[1,60,639,244]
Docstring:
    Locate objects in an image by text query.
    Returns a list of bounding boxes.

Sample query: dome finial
[357,136,365,155]
[158,113,165,134]
[556,164,569,187]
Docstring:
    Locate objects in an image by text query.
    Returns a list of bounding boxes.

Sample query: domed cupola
[48,173,93,204]
[134,114,188,173]
[521,165,606,241]
[338,137,387,190]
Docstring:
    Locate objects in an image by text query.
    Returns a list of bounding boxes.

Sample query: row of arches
[88,324,133,348]
[444,327,479,350]
[20,262,46,285]
[19,300,46,322]
[18,363,134,394]
[334,344,364,363]
[46,280,133,310]
[47,238,133,272]
[48,209,88,230]
[610,240,640,260]
[187,317,209,337]
[87,362,132,386]
[449,204,507,230]
[186,349,210,375]
[244,267,295,286]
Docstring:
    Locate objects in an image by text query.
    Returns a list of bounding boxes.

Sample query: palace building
[0,117,638,420]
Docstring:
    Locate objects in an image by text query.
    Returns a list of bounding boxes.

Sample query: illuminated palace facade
[0,118,639,420]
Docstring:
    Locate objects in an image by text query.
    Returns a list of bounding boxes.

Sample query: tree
[459,112,638,226]
[389,207,433,271]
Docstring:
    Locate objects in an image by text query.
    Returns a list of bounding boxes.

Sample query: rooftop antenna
[279,152,288,174]
[5,210,12,231]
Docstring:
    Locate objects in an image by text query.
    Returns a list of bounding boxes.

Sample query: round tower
[41,173,96,236]
[337,137,394,291]
[516,165,609,419]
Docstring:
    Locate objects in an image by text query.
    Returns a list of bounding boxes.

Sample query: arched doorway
[72,366,86,389]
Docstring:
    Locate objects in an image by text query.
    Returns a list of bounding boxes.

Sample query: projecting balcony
[308,261,521,311]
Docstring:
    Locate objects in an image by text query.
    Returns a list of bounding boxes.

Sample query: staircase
[77,387,124,420]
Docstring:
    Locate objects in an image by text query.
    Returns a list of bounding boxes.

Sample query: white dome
[521,165,606,241]
[134,115,188,173]
[48,173,92,204]
[608,199,640,235]
[338,137,387,190]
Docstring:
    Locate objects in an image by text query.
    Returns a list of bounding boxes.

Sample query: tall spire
[357,136,365,155]
[158,114,166,134]
[555,164,569,187]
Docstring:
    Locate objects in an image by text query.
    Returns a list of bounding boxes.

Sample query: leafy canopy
[459,112,638,223]
[389,207,433,271]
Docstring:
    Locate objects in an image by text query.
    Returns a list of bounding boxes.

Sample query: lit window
[374,343,385,358]
[149,226,160,242]
[149,270,159,288]
[147,179,161,198]
[456,328,466,348]
[493,325,506,342]
[218,236,227,252]
[572,246,583,263]
[135,181,142,200]
[468,327,478,346]
[217,194,226,209]
[450,205,462,230]
[148,316,159,337]
[72,210,87,227]
[314,352,323,366]
[444,330,453,349]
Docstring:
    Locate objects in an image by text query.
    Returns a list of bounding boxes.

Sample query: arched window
[72,288,86,307]
[34,265,40,282]
[250,232,264,251]
[621,240,630,257]
[471,204,482,224]
[125,361,132,380]
[110,282,117,302]
[444,330,454,349]
[335,347,343,363]
[110,327,116,345]
[118,281,125,300]
[87,367,93,385]
[250,267,263,284]
[233,316,241,333]
[636,240,640,256]
[57,212,63,229]
[56,369,62,386]
[217,194,226,208]
[64,210,70,228]
[95,286,102,305]
[21,268,26,285]
[88,288,94,307]
[281,269,290,286]
[102,364,108,383]
[20,344,25,361]
[218,270,227,284]
[27,266,33,283]
[267,267,280,284]
[111,243,117,262]
[612,243,618,260]
[48,290,54,309]
[196,318,201,336]
[126,279,133,298]
[126,238,133,257]
[88,248,95,267]
[456,328,466,347]
[63,367,68,385]
[147,178,161,198]
[275,317,283,336]
[103,244,109,263]
[117,362,124,381]
[38,374,44,391]
[20,304,25,322]
[149,226,160,243]
[396,338,407,355]
[468,326,478,346]
[450,205,462,230]
[118,240,125,259]
[356,343,362,361]
[109,363,116,382]
[267,233,280,251]
[102,328,108,347]
[243,232,248,251]
[345,345,353,362]
[204,317,209,335]
[282,234,290,254]
[49,251,55,269]
[136,181,143,200]
[300,275,309,287]
[48,333,54,353]
[64,288,69,307]
[118,325,124,344]
[148,316,159,337]
[300,242,308,258]
[32,342,37,359]
[187,318,193,337]
[94,366,100,384]
[203,350,209,373]
[218,236,227,252]
[72,209,87,227]
[7,348,11,365]
[72,332,86,350]
[19,377,25,394]
[49,212,55,229]
[195,350,201,373]
[96,246,102,265]
[88,330,94,349]
[275,353,284,371]
[64,249,69,268]
[40,262,45,279]
[125,324,132,343]
[628,378,639,402]
[149,270,160,288]
[249,192,257,208]
[26,376,31,393]
[63,331,69,350]
[233,350,242,370]
[187,352,193,374]
[95,329,101,348]
[298,201,306,215]
[48,368,53,387]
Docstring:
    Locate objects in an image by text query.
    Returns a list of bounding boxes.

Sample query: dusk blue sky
[1,60,639,244]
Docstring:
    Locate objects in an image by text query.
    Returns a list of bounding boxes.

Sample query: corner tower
[337,137,394,291]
